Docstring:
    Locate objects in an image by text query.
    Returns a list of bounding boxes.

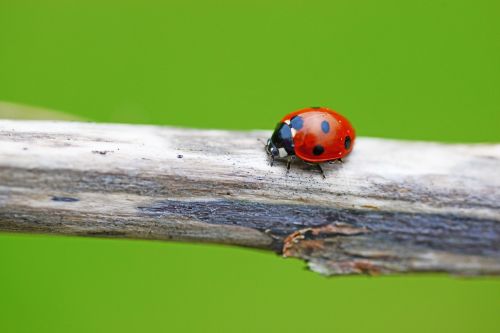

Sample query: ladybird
[266,106,355,178]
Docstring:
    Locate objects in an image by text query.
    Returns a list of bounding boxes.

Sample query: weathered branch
[0,119,499,276]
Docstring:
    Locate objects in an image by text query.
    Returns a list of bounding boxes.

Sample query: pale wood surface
[1,119,499,276]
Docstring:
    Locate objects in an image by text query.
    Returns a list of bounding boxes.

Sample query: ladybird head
[267,122,295,159]
[266,139,280,157]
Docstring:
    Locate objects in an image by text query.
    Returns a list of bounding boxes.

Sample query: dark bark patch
[138,199,500,257]
[51,196,79,202]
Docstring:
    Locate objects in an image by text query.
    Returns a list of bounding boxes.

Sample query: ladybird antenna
[260,138,275,166]
[257,137,267,148]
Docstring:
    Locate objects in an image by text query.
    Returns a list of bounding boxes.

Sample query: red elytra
[281,107,355,163]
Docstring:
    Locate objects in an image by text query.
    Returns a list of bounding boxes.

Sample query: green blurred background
[1,0,499,332]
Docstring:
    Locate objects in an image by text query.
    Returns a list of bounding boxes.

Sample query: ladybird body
[266,107,355,174]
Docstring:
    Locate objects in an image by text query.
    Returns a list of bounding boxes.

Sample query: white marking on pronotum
[284,120,290,125]
[278,148,288,157]
[291,128,297,137]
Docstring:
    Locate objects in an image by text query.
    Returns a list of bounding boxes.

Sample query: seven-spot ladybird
[266,106,355,178]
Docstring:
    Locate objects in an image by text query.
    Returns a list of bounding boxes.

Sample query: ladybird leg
[286,156,295,174]
[270,155,274,167]
[316,164,326,179]
[338,158,344,163]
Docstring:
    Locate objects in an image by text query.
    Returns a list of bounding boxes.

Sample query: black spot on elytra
[313,145,324,155]
[52,196,79,202]
[344,136,351,150]
[321,120,330,133]
[290,116,304,130]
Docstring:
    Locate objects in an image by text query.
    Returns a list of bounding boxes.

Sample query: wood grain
[0,119,499,276]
